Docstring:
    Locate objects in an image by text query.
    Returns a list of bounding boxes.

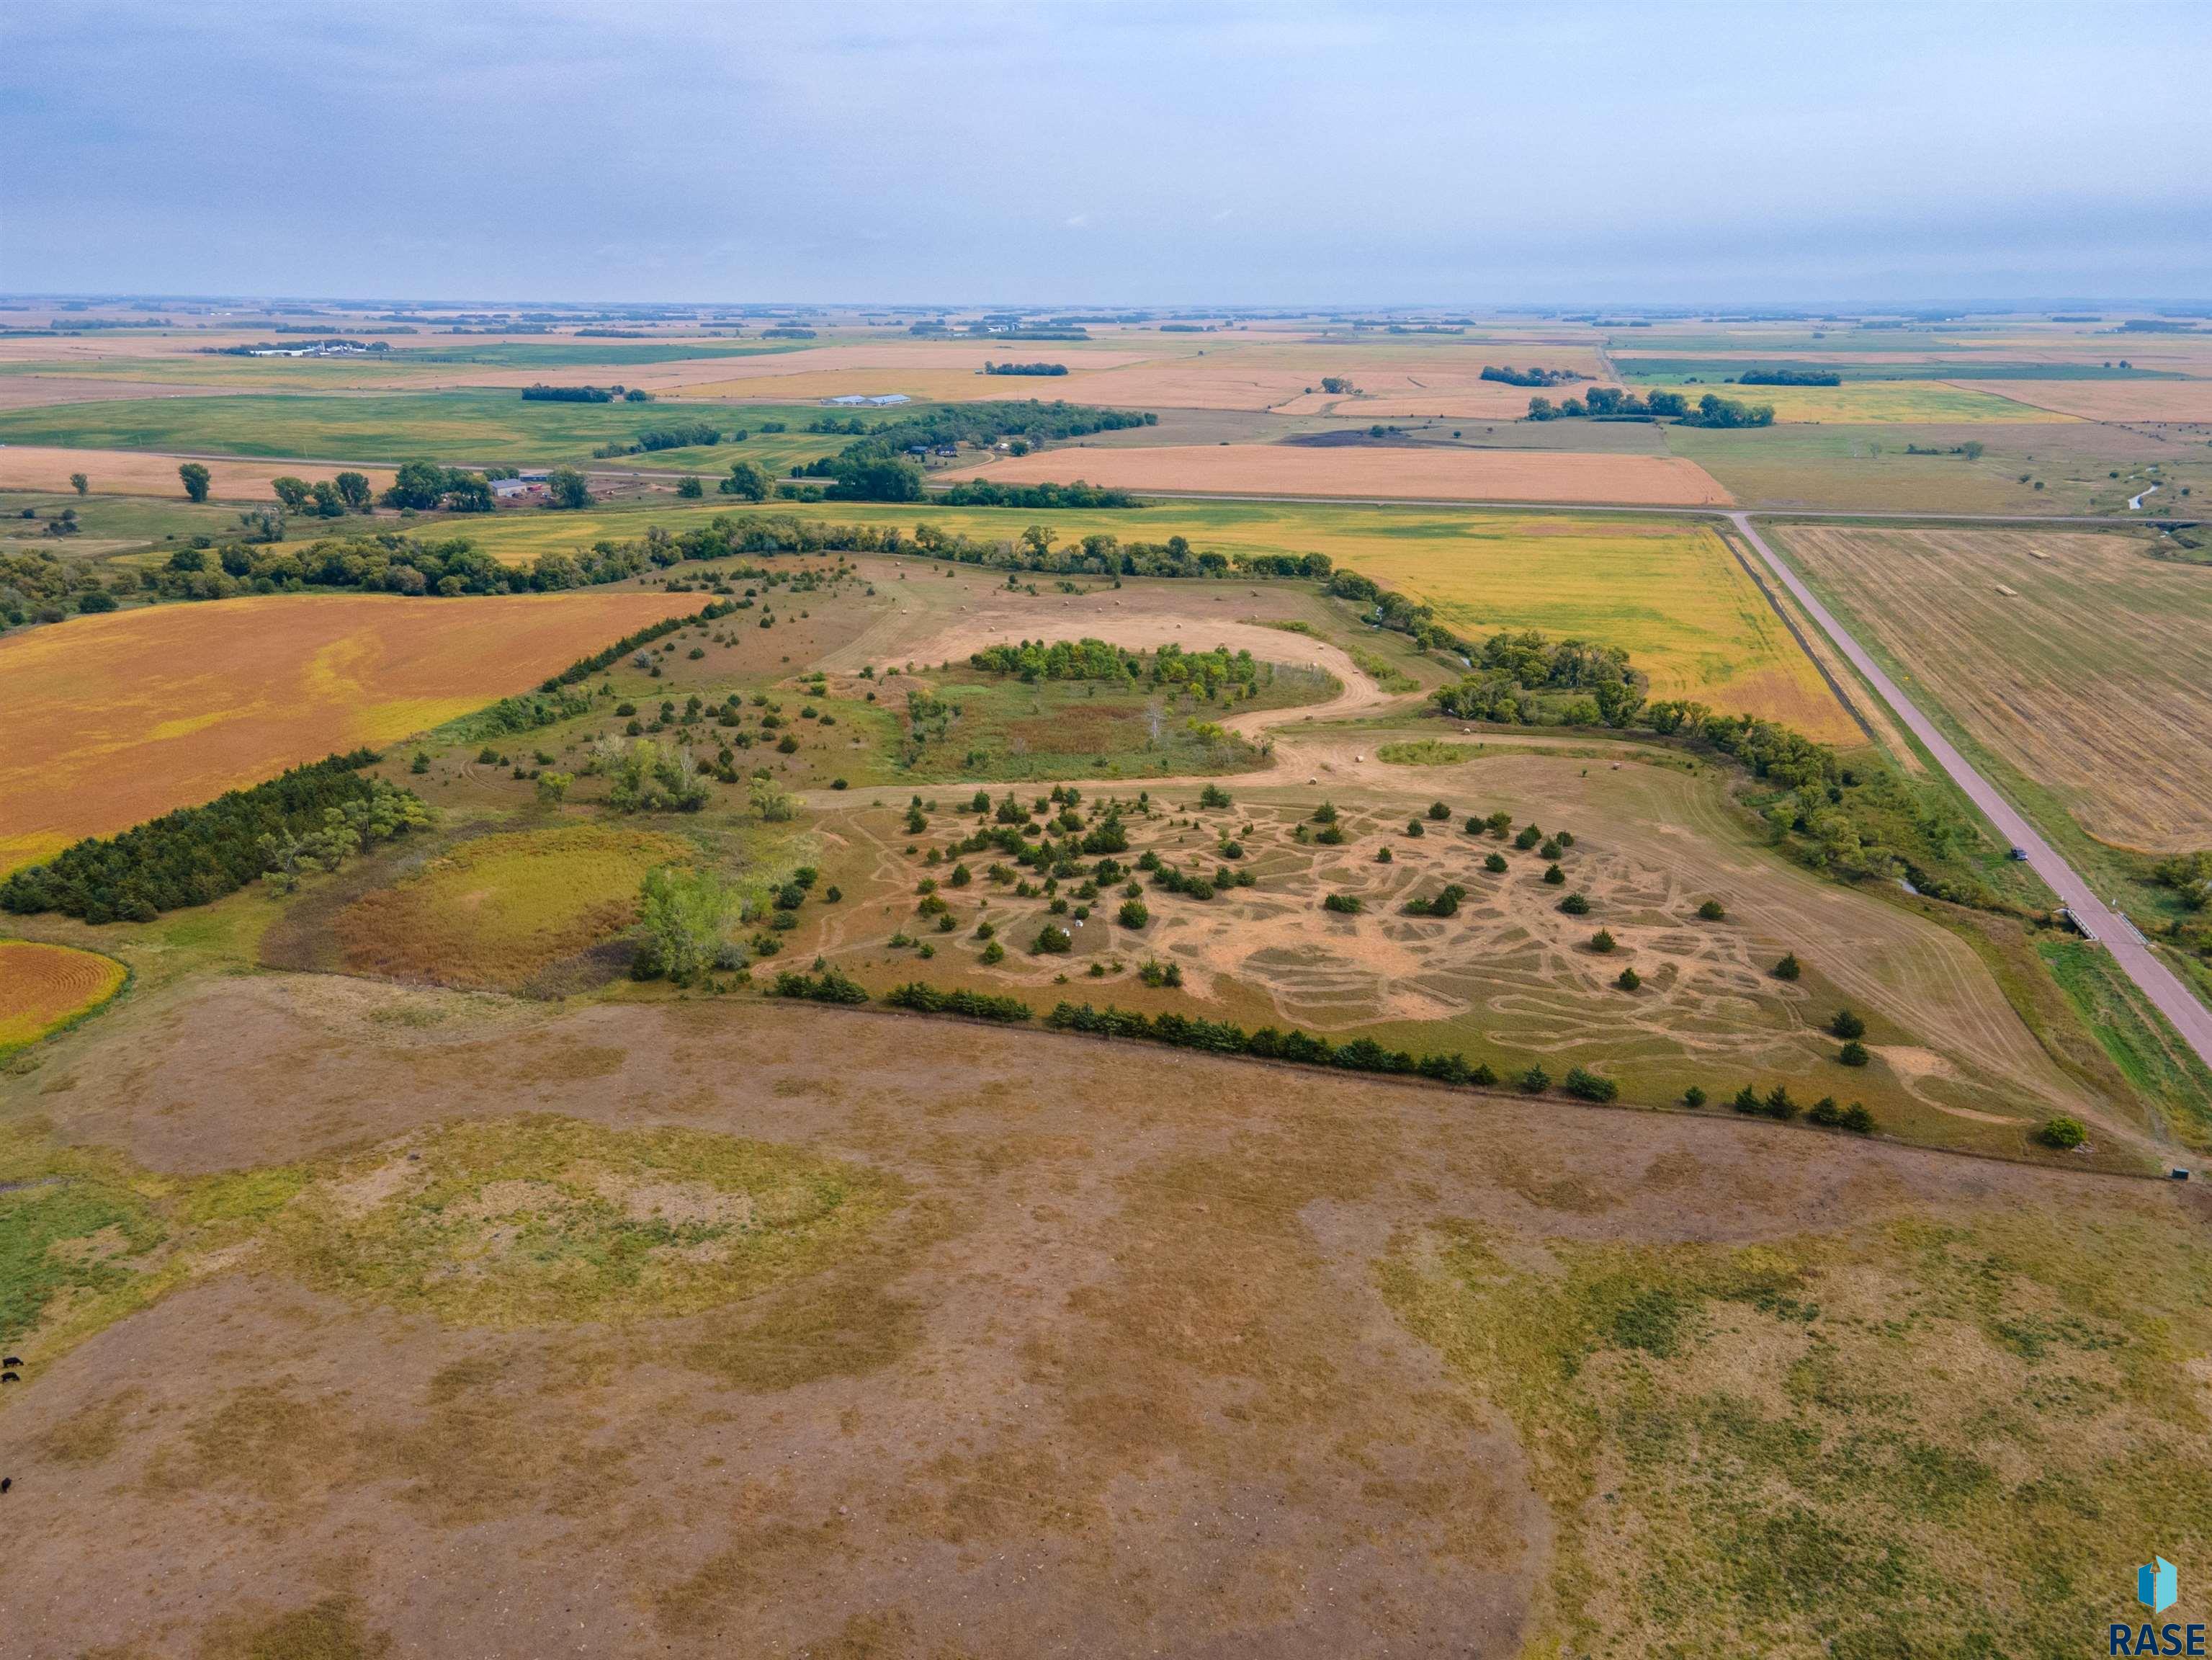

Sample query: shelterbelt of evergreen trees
[1,752,428,923]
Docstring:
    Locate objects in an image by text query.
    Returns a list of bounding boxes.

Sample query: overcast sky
[4,0,2208,308]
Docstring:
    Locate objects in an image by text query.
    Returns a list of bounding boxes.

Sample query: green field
[0,393,859,470]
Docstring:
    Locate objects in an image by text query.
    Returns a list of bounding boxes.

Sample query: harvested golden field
[0,592,699,873]
[0,444,393,501]
[1770,526,2212,849]
[332,826,694,991]
[1317,516,1857,741]
[1947,378,2212,421]
[941,442,1734,506]
[0,939,127,1050]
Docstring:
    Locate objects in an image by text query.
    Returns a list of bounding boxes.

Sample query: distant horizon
[6,1,2207,305]
[8,295,2211,316]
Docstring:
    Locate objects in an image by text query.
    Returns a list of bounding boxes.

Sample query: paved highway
[1725,511,2212,1080]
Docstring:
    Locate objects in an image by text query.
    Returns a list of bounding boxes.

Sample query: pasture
[939,442,1736,505]
[1767,525,2212,852]
[329,826,696,992]
[0,590,700,873]
[0,392,846,471]
[809,748,2096,1152]
[360,498,1858,741]
[4,967,2199,1658]
[0,939,126,1051]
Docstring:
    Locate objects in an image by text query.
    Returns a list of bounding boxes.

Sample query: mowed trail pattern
[0,592,700,872]
[1773,526,2212,850]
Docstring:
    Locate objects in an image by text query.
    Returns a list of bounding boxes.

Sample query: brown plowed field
[0,591,700,873]
[1771,525,2212,849]
[940,443,1734,506]
[0,444,394,500]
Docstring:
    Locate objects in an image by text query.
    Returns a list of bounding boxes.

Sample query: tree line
[982,362,1069,376]
[792,400,1157,502]
[1481,365,1585,386]
[1528,389,1774,427]
[0,751,426,923]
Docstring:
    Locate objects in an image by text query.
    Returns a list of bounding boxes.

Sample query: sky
[3,0,2208,308]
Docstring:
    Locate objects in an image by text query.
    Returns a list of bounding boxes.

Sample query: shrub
[1697,899,1726,921]
[1840,1102,1875,1133]
[980,940,1006,965]
[1615,967,1641,991]
[1763,1085,1799,1120]
[1322,893,1364,914]
[1514,825,1542,850]
[882,981,1031,1022]
[1808,1096,1843,1126]
[1031,924,1073,955]
[1312,801,1338,824]
[1773,952,1801,981]
[1732,1086,1763,1114]
[1538,837,1562,860]
[1830,1008,1866,1040]
[1683,1085,1707,1108]
[1484,852,1509,875]
[1199,783,1232,808]
[1543,863,1565,885]
[1838,1039,1870,1067]
[1118,898,1150,929]
[1427,801,1451,821]
[1559,892,1590,916]
[1562,1066,1618,1102]
[2038,1115,2087,1150]
[1518,1064,1550,1094]
[768,966,869,1004]
[1589,928,1616,953]
[1314,824,1345,846]
[1138,958,1183,988]
[1405,819,1425,838]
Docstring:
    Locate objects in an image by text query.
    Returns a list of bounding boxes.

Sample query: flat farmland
[1768,526,2212,850]
[1948,378,2212,421]
[0,393,842,470]
[1637,380,2066,424]
[939,442,1734,505]
[0,591,699,873]
[0,445,394,501]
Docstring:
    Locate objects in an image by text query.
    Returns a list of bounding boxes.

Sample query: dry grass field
[0,592,699,873]
[940,442,1735,505]
[0,940,126,1050]
[1769,526,2212,850]
[1947,378,2212,421]
[800,749,2095,1146]
[1,969,2202,1659]
[331,826,697,992]
[0,444,394,500]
